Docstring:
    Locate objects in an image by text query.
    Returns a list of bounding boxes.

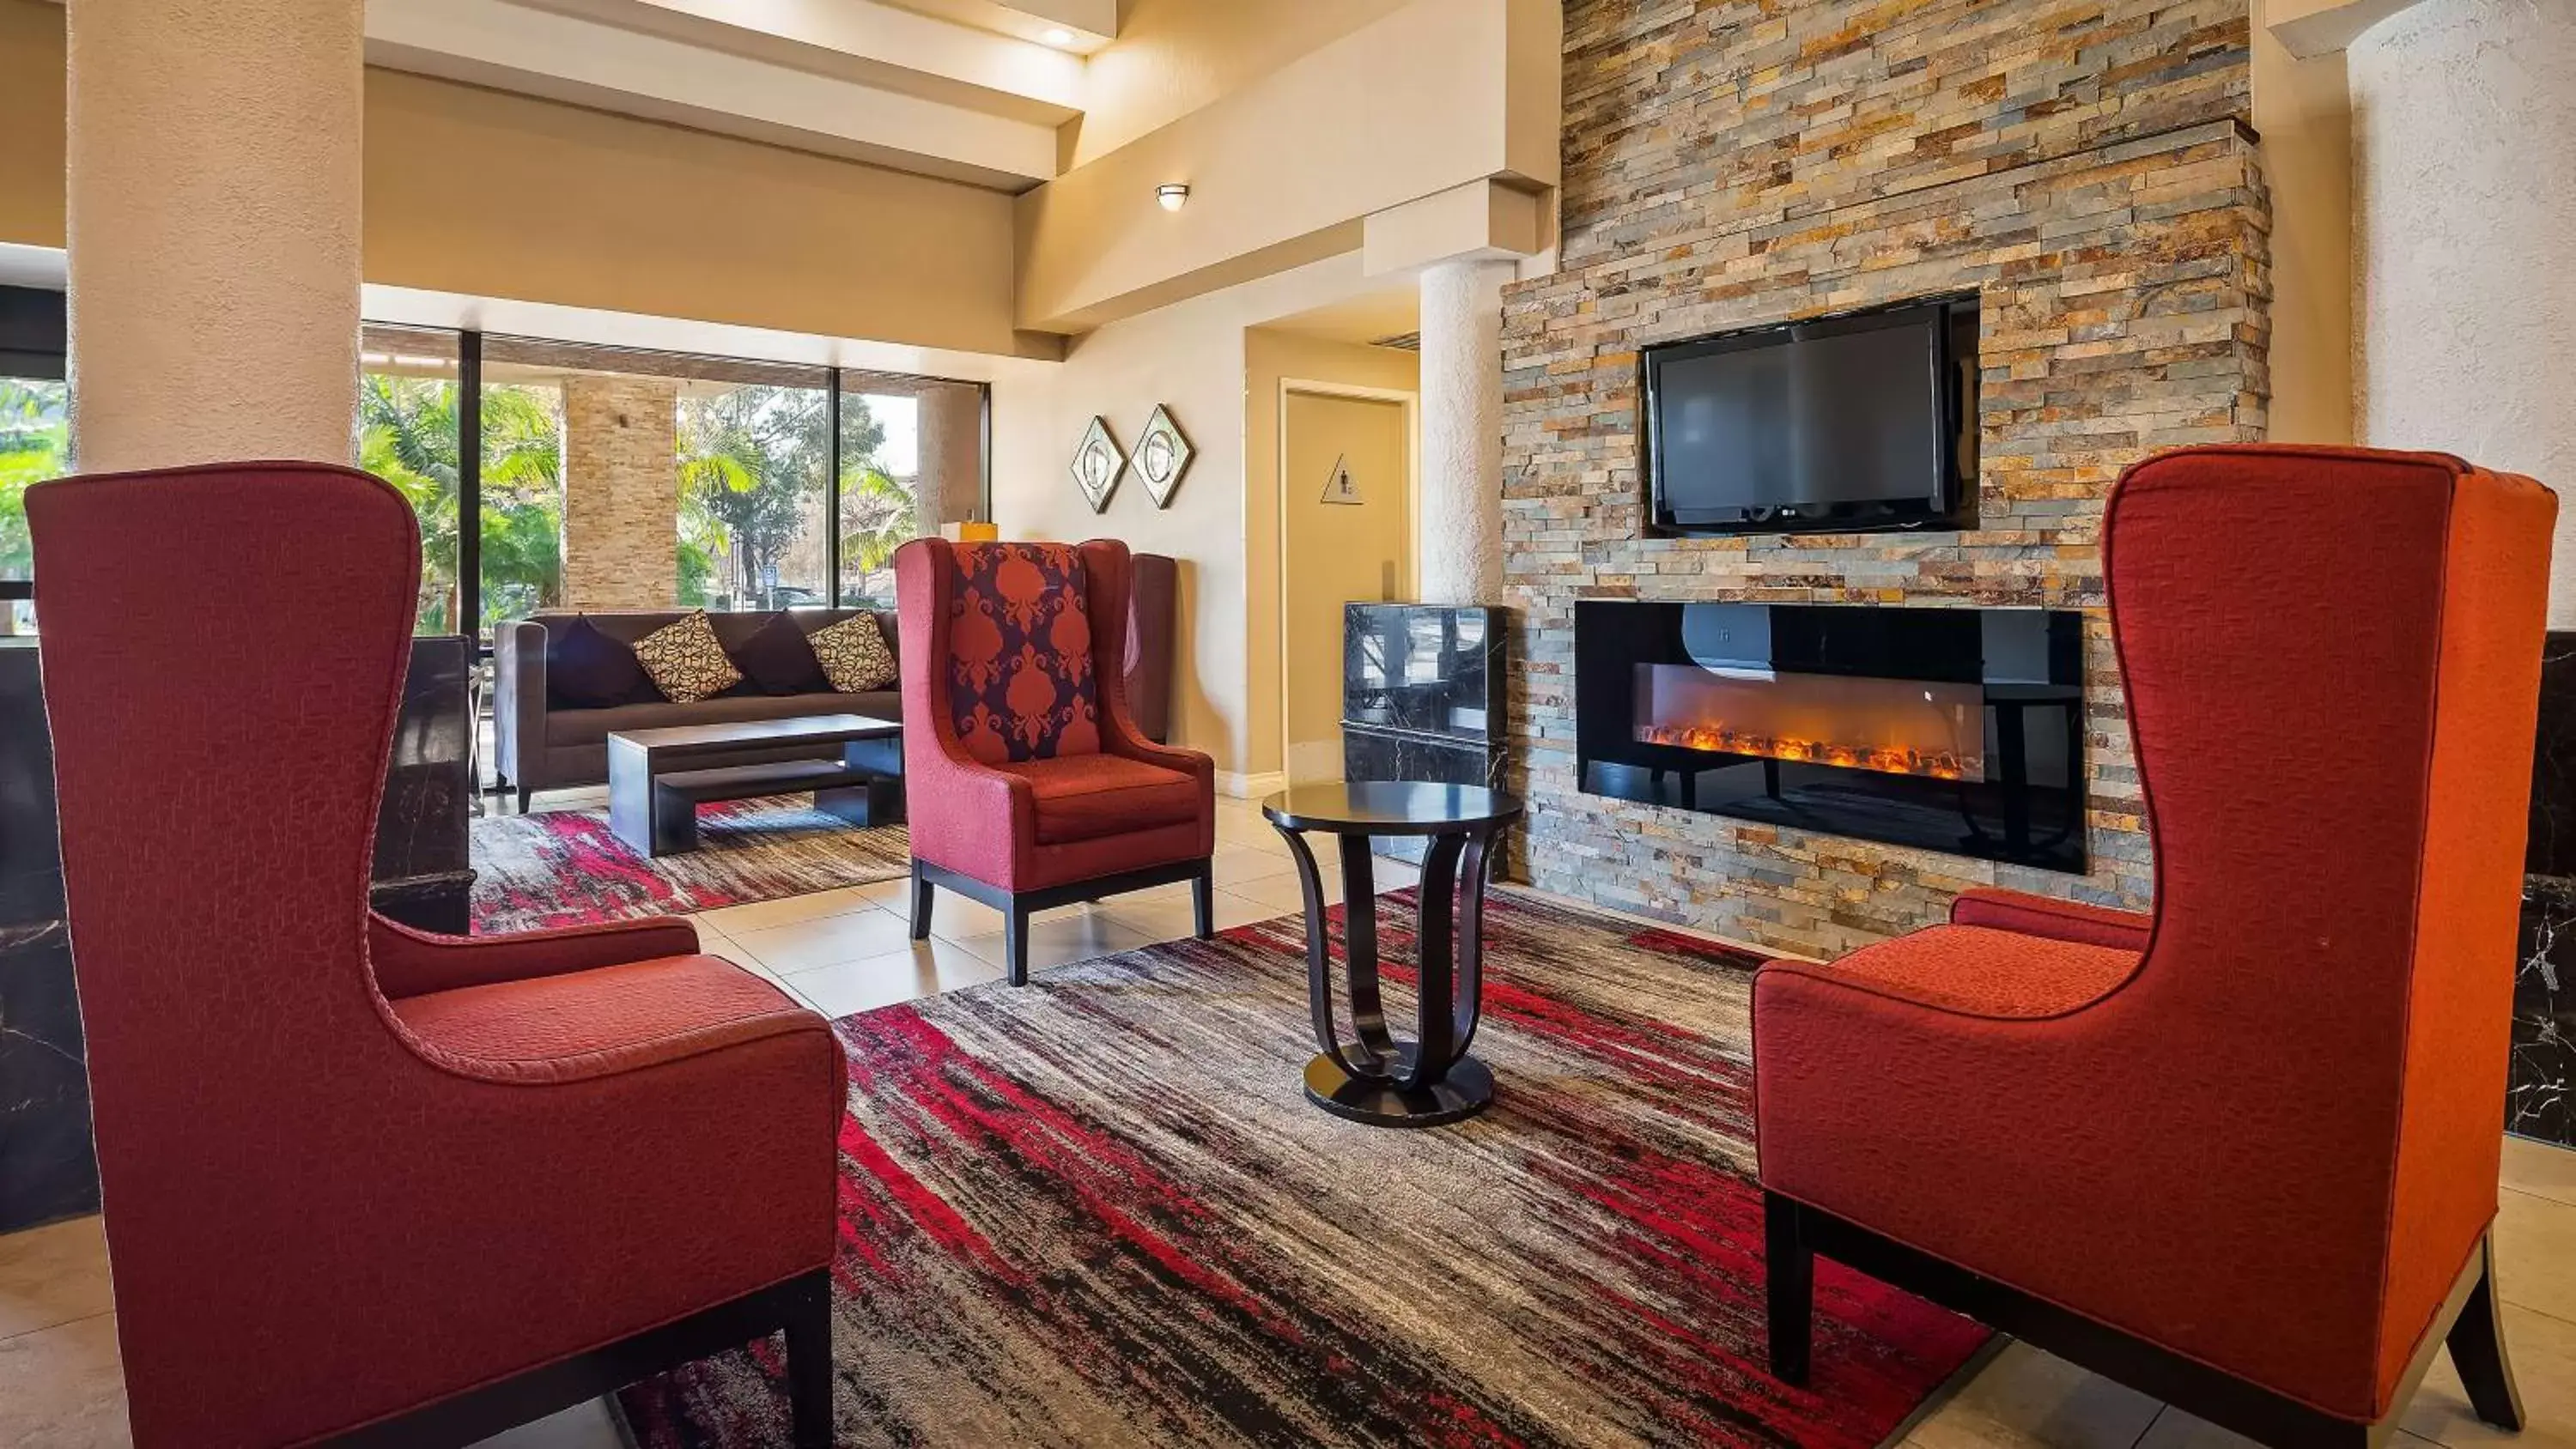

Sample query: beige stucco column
[1417,257,1514,605]
[2349,0,2576,620]
[561,374,680,611]
[914,382,984,537]
[65,0,364,472]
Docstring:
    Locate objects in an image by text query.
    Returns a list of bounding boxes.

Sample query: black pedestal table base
[1264,782,1525,1129]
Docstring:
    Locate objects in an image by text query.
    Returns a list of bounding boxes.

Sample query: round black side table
[1261,781,1526,1127]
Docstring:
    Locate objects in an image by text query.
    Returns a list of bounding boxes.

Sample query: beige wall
[365,71,1042,360]
[2252,0,2356,444]
[987,289,1252,775]
[0,6,1038,361]
[1244,327,1419,779]
[1064,0,1413,168]
[0,2,61,251]
[1015,0,1561,333]
[1280,390,1412,780]
[986,256,1419,785]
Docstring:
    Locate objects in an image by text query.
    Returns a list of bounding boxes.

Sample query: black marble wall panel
[2517,631,2576,1148]
[1344,605,1509,865]
[0,640,94,1231]
[372,635,477,935]
[1344,605,1503,744]
[2515,882,2573,1146]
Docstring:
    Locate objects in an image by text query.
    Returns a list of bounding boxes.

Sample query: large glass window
[679,377,829,612]
[0,377,65,635]
[1,285,68,637]
[475,367,568,638]
[838,375,985,607]
[357,326,465,634]
[349,329,989,640]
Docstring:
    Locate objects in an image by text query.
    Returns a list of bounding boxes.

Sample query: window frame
[1,303,997,635]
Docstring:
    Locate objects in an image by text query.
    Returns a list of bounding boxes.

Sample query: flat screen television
[1643,295,1978,536]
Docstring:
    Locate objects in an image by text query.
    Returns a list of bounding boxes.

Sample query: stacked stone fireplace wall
[1501,0,2269,957]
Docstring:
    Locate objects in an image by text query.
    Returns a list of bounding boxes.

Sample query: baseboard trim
[1218,770,1288,798]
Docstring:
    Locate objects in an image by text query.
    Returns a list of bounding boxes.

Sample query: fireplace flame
[1635,723,1973,780]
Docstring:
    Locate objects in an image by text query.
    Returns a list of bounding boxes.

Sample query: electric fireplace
[1577,601,2087,871]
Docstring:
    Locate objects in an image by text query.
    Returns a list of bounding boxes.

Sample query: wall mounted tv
[1643,294,1979,537]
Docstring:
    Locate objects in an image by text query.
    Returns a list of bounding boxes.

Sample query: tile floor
[3,792,2572,1448]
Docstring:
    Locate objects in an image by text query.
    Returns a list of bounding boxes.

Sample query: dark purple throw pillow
[732,611,829,695]
[547,616,653,708]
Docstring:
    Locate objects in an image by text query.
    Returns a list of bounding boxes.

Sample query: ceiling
[361,0,1109,191]
[1259,281,1425,349]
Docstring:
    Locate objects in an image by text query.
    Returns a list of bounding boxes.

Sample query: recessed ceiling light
[1042,27,1075,45]
[1157,183,1190,211]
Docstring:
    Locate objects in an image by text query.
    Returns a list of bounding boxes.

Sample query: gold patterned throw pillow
[631,611,743,704]
[809,613,897,694]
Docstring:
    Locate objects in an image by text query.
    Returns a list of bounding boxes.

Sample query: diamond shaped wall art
[1131,404,1194,508]
[1070,415,1123,513]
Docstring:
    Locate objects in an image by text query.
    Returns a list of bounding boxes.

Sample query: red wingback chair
[29,463,844,1448]
[895,537,1215,984]
[1755,445,2551,1447]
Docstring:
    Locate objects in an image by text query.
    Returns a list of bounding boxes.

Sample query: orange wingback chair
[895,537,1216,985]
[1755,446,2552,1447]
[29,463,845,1448]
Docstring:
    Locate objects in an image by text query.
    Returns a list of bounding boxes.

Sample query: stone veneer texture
[1503,0,2268,958]
[561,373,683,613]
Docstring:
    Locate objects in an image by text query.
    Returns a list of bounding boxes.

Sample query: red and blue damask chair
[895,537,1215,984]
[1756,446,2551,1447]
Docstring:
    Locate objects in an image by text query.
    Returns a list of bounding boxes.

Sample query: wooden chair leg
[782,1270,834,1449]
[1192,864,1214,938]
[908,864,933,943]
[2445,1231,2524,1431]
[1766,1191,1814,1386]
[1005,901,1030,986]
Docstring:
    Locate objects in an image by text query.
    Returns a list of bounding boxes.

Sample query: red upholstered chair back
[28,463,424,1424]
[2106,445,2552,1406]
[939,540,1103,763]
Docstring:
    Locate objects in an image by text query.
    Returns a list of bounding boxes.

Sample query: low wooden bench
[606,713,904,857]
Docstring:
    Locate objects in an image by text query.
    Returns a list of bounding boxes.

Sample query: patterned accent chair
[28,463,843,1447]
[1756,446,2553,1446]
[895,537,1215,984]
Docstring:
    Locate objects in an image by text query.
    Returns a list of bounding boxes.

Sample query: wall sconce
[1157,184,1190,212]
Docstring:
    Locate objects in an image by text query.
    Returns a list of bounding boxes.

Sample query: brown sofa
[494,608,895,810]
[494,555,1177,809]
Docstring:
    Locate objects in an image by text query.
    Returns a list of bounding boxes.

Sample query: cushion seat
[1762,923,2139,1021]
[389,953,823,1075]
[993,753,1203,845]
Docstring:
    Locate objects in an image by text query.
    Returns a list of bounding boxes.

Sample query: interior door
[1282,390,1412,784]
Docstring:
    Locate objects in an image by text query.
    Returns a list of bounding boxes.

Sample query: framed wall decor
[1070,415,1124,513]
[1132,403,1194,508]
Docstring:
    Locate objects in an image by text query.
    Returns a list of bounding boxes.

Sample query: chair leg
[515,786,531,814]
[909,862,933,943]
[1005,901,1030,986]
[1192,863,1214,939]
[2446,1231,2524,1430]
[782,1270,835,1449]
[1765,1191,1814,1386]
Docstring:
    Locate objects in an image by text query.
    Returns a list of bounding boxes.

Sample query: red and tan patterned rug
[469,796,912,933]
[617,888,1989,1448]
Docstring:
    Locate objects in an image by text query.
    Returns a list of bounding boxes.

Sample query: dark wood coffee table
[1262,781,1525,1127]
[607,713,903,857]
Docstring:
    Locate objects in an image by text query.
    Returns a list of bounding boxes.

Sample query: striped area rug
[618,888,1988,1448]
[469,796,913,933]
